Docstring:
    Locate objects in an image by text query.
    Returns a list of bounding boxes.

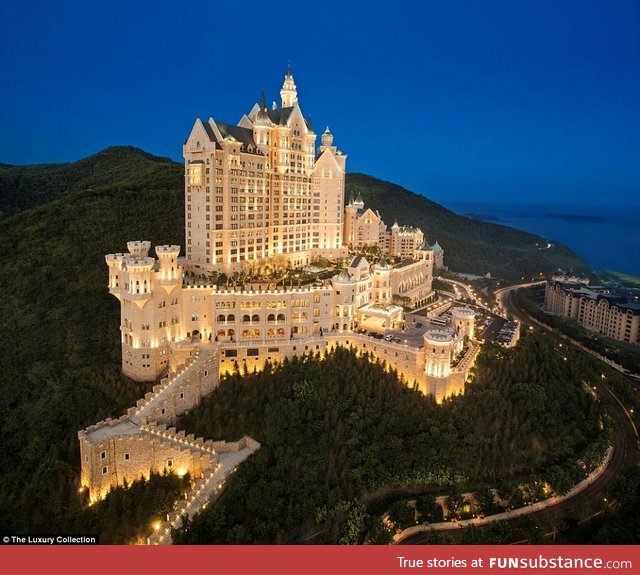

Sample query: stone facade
[79,347,259,503]
[343,195,426,260]
[82,68,487,523]
[183,69,346,276]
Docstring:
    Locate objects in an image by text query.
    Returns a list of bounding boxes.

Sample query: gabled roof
[214,121,256,148]
[267,107,294,126]
[334,269,354,283]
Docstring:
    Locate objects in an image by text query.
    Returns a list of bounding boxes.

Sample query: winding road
[398,281,638,544]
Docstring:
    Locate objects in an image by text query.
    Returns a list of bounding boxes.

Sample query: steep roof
[267,107,294,126]
[431,241,443,253]
[214,121,256,147]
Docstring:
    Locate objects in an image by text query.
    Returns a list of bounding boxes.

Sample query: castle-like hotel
[80,70,479,535]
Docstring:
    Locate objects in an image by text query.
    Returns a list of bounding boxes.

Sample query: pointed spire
[306,115,313,132]
[280,65,297,107]
[259,90,266,111]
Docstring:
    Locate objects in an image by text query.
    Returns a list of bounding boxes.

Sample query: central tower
[182,68,347,276]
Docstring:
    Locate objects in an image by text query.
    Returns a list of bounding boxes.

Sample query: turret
[127,241,151,258]
[321,126,333,148]
[124,255,154,307]
[156,245,181,293]
[451,307,475,340]
[105,253,125,298]
[423,329,455,378]
[280,65,297,108]
[414,238,432,262]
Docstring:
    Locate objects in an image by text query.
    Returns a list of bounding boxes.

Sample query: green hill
[1,146,590,280]
[0,146,181,218]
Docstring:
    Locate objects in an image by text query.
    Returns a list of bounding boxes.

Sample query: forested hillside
[0,145,601,539]
[0,146,181,218]
[173,335,602,544]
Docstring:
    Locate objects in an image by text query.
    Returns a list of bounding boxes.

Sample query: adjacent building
[545,279,640,344]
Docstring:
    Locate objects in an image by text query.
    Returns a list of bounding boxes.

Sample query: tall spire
[280,65,297,107]
[255,90,270,126]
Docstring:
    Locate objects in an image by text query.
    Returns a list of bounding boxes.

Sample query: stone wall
[129,346,219,426]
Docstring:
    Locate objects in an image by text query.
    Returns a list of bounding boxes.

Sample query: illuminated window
[189,164,203,185]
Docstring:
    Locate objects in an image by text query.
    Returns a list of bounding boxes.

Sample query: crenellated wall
[79,346,227,502]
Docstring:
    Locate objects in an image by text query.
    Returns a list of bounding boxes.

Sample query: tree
[445,491,465,520]
[460,524,483,544]
[387,500,416,532]
[415,494,443,524]
[366,518,394,545]
[486,520,511,544]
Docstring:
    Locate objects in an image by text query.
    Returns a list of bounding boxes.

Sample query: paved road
[399,282,638,544]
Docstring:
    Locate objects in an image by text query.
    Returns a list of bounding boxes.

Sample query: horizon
[1,1,639,209]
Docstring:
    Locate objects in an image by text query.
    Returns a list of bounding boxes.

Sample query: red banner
[2,545,639,575]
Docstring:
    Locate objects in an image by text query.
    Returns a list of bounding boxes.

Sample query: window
[100,451,106,460]
[124,453,130,461]
[102,466,108,475]
[167,459,173,468]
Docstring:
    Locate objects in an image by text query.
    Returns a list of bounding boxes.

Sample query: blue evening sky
[1,0,639,208]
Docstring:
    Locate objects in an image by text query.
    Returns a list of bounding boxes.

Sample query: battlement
[140,422,218,456]
[424,328,455,344]
[127,240,151,257]
[79,414,137,445]
[129,347,218,426]
[124,256,155,270]
[156,245,181,257]
[210,283,332,296]
[105,253,125,268]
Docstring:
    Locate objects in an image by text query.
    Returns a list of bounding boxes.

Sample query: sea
[445,202,640,278]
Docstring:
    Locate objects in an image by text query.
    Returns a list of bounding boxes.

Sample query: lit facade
[85,70,481,516]
[183,69,346,276]
[545,280,640,344]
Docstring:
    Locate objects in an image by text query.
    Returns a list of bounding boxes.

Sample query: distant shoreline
[450,202,639,277]
[546,212,607,222]
[463,212,501,222]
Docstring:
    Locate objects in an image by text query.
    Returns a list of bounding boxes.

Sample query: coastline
[448,202,640,278]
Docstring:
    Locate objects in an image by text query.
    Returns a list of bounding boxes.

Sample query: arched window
[277,313,286,322]
[252,314,260,322]
[227,314,235,322]
[217,314,225,322]
[267,314,275,322]
[243,314,250,323]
